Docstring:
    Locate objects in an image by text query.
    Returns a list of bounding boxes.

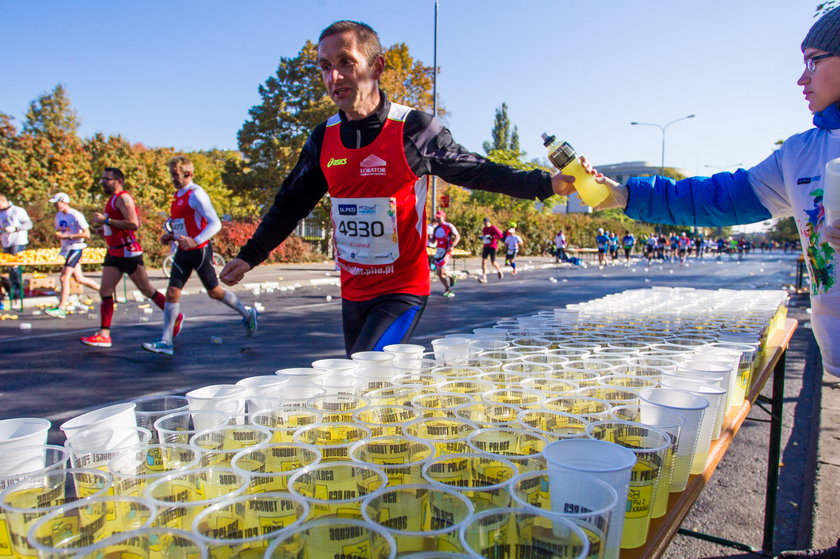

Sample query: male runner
[503,226,523,275]
[80,167,183,347]
[479,217,504,282]
[622,230,635,263]
[554,228,567,263]
[44,193,100,318]
[142,156,257,356]
[595,228,608,267]
[219,20,574,356]
[431,210,461,296]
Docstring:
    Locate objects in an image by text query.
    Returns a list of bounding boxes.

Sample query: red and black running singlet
[321,103,429,302]
[104,191,143,257]
[170,187,209,250]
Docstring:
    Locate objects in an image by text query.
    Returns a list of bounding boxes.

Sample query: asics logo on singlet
[360,154,387,176]
[327,158,347,167]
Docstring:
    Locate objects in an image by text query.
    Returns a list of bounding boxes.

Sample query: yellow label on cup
[0,515,11,557]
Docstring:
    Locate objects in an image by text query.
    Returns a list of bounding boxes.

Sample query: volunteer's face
[799,48,840,113]
[318,31,383,120]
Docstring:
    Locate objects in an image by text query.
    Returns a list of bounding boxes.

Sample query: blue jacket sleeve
[624,170,772,227]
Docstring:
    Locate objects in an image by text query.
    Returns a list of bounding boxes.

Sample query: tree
[380,43,435,112]
[767,216,800,243]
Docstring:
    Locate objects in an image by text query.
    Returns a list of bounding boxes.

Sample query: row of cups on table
[0,287,783,558]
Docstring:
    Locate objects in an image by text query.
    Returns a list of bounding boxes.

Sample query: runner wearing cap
[479,217,504,282]
[503,226,523,275]
[431,210,461,297]
[80,167,183,348]
[142,156,257,356]
[595,228,608,267]
[219,20,575,356]
[44,193,100,319]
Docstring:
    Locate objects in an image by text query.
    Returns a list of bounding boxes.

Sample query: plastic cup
[69,527,207,559]
[154,410,234,447]
[542,396,613,422]
[264,517,397,558]
[292,422,372,461]
[433,366,485,380]
[422,453,517,513]
[65,426,152,470]
[185,385,247,430]
[410,393,474,417]
[0,418,52,474]
[438,379,495,396]
[585,421,671,549]
[481,388,546,408]
[367,386,428,407]
[543,439,637,559]
[60,403,137,447]
[676,360,733,408]
[276,366,330,390]
[132,395,190,443]
[432,338,473,364]
[190,491,308,557]
[28,495,156,557]
[453,402,521,429]
[314,372,361,395]
[188,424,273,467]
[250,405,321,442]
[659,378,727,440]
[143,467,250,530]
[307,394,370,423]
[638,387,709,483]
[510,470,618,559]
[466,427,549,473]
[0,445,69,558]
[354,405,421,436]
[404,417,479,455]
[234,375,291,413]
[459,507,589,559]
[577,387,640,408]
[517,409,589,441]
[0,468,112,557]
[230,442,321,493]
[348,436,435,486]
[352,350,397,377]
[287,461,388,519]
[362,483,474,555]
[108,443,201,497]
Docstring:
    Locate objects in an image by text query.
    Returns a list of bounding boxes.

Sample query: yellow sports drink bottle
[542,133,610,207]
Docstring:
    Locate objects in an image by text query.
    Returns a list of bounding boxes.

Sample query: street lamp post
[630,114,695,175]
[430,0,439,217]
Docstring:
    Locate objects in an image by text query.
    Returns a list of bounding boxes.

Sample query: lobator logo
[360,154,387,176]
[338,204,357,216]
[327,158,347,168]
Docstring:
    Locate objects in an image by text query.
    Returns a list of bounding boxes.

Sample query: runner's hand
[3,225,14,233]
[91,212,106,227]
[551,172,576,196]
[176,236,198,250]
[825,222,840,249]
[160,233,174,244]
[220,258,251,286]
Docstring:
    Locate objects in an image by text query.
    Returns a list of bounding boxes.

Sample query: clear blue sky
[0,0,819,180]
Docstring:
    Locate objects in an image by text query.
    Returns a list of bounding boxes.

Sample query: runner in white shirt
[44,192,100,318]
[503,226,524,275]
[0,194,32,307]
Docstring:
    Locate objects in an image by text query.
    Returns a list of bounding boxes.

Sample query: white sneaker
[142,339,174,356]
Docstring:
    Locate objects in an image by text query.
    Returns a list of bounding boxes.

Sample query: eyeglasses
[805,53,834,72]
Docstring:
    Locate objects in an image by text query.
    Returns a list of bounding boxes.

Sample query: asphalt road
[0,250,820,557]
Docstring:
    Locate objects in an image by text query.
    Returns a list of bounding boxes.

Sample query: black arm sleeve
[236,127,329,268]
[403,111,554,200]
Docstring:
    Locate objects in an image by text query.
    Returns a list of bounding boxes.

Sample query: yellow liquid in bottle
[561,158,611,208]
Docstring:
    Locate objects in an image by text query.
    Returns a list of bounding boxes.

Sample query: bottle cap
[541,132,556,147]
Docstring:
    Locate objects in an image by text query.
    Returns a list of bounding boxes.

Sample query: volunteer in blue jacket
[564,8,840,386]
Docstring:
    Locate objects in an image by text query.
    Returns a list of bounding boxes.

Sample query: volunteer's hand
[160,233,174,244]
[825,221,840,249]
[578,155,628,210]
[220,258,252,286]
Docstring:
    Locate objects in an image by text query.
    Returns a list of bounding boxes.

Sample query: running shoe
[80,333,112,348]
[173,313,184,338]
[478,276,487,283]
[243,307,258,337]
[44,307,67,319]
[511,269,517,276]
[142,340,174,356]
[497,270,504,279]
[450,275,457,288]
[442,290,455,298]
